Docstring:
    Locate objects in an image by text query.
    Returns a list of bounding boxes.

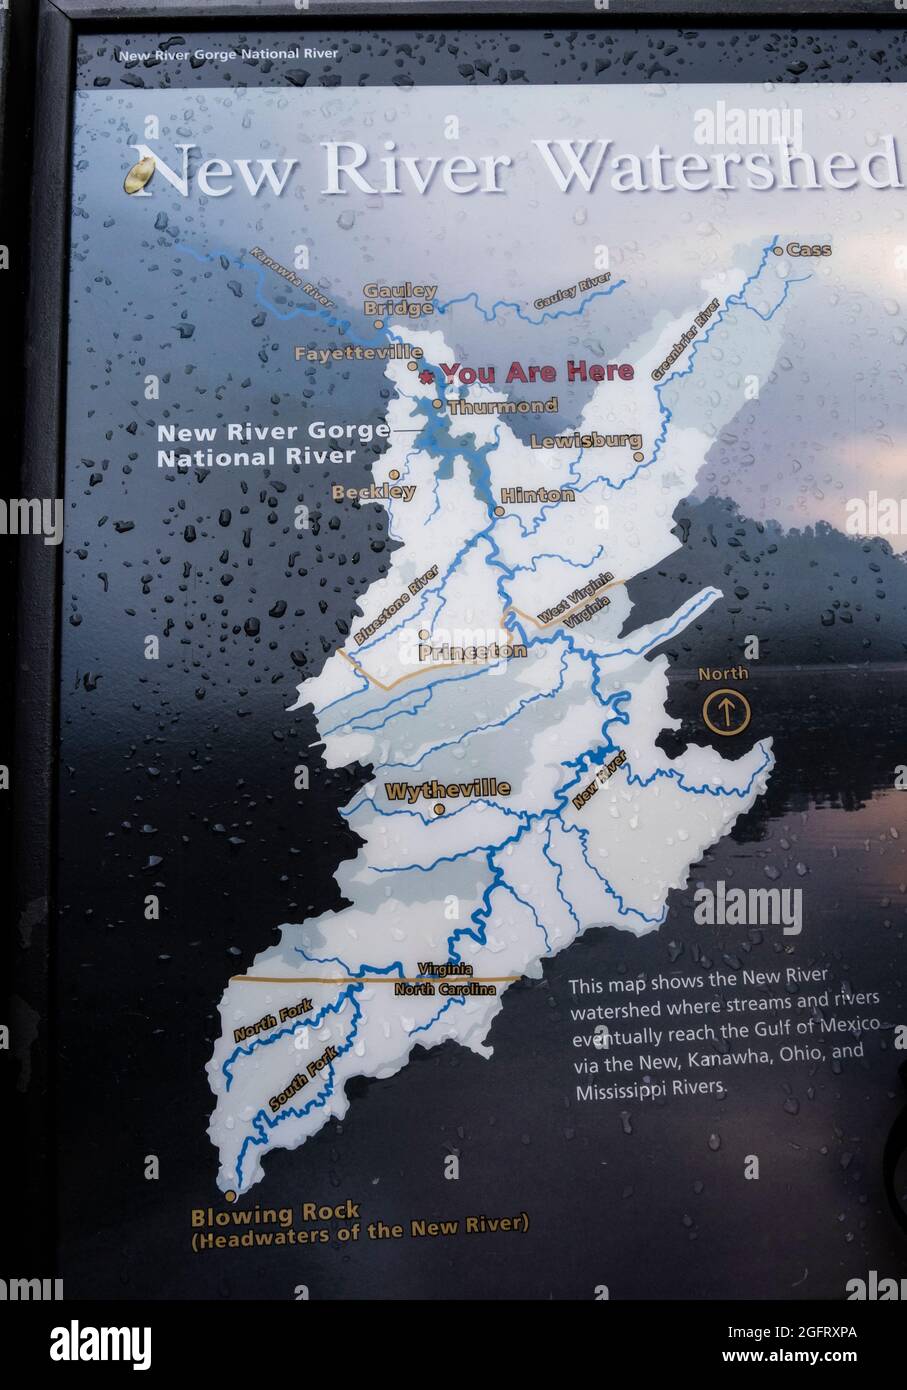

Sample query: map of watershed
[206,241,789,1196]
[66,74,905,1205]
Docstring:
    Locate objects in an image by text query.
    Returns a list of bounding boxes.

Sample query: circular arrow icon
[702,687,752,737]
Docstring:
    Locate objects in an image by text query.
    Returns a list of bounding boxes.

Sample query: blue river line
[408,996,466,1036]
[233,984,363,1190]
[512,545,606,576]
[569,824,667,928]
[542,823,580,932]
[343,791,529,829]
[223,987,358,1092]
[625,740,774,799]
[434,279,626,325]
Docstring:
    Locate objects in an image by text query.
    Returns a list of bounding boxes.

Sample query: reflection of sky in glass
[71,82,907,542]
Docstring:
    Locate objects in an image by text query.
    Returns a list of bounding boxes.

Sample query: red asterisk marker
[418,369,435,384]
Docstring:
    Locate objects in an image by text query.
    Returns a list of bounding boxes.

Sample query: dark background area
[3,0,907,1297]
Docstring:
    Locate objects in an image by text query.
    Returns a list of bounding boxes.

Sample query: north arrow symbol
[718,697,736,727]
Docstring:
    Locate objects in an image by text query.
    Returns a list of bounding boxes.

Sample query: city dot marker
[374,319,384,329]
[225,1190,237,1203]
[493,505,505,516]
[407,361,418,371]
[633,451,645,462]
[418,629,430,640]
[773,246,783,256]
[389,469,400,480]
[433,804,446,816]
[432,398,443,409]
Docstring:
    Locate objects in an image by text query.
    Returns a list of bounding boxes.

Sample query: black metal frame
[5,0,905,1273]
[34,0,907,19]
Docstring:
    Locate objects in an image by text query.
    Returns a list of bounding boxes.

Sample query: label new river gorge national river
[156,420,388,468]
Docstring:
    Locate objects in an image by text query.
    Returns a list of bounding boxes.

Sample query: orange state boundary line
[506,577,625,631]
[230,974,522,984]
[337,579,625,690]
[339,630,526,691]
[339,647,481,692]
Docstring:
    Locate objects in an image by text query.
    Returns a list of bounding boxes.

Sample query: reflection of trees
[625,493,907,842]
[624,495,907,666]
[655,670,906,844]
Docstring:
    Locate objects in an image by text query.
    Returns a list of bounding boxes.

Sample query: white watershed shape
[207,246,797,1194]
